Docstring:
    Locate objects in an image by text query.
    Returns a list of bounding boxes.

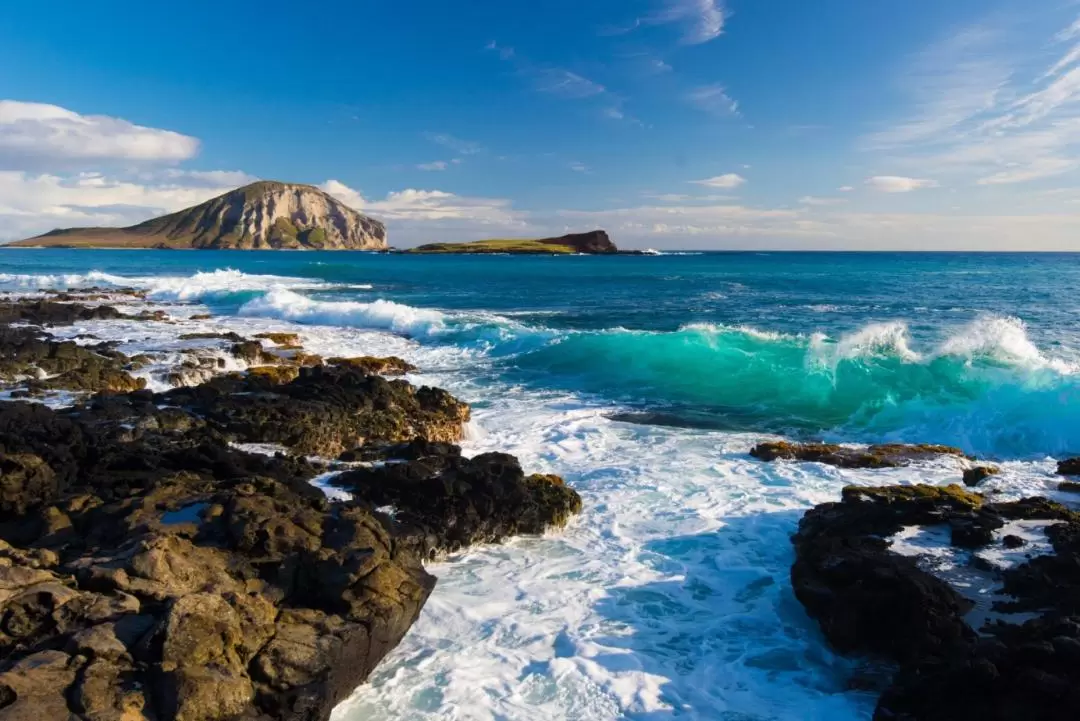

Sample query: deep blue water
[3,249,1079,457]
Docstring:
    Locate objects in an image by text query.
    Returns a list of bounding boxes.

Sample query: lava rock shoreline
[754,441,1080,720]
[0,295,582,720]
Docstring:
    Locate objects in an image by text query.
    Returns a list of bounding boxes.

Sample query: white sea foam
[310,471,353,502]
[239,288,449,337]
[331,377,1019,721]
[888,519,1058,629]
[0,269,348,301]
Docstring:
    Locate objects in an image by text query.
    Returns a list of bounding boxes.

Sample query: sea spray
[231,284,1080,456]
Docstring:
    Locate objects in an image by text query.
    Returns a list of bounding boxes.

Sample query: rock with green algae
[751,440,969,468]
[327,355,418,375]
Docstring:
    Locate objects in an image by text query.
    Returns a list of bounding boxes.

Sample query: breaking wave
[230,285,1080,457]
[0,269,367,301]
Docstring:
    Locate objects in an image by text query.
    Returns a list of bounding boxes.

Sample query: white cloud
[417,161,449,171]
[643,192,737,202]
[865,175,939,193]
[0,170,241,240]
[0,100,199,166]
[838,186,855,192]
[325,182,531,246]
[691,173,746,189]
[798,196,847,206]
[685,84,739,116]
[569,162,590,173]
[320,179,367,210]
[321,180,526,227]
[550,197,1080,250]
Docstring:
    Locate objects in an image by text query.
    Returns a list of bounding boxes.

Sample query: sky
[3,0,1080,249]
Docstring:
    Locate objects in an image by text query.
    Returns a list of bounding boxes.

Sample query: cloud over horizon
[0,100,199,167]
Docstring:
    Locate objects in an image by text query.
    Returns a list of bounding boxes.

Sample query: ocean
[3,248,1079,720]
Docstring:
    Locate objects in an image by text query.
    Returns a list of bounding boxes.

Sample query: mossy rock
[247,366,300,385]
[751,441,968,469]
[327,356,417,376]
[254,332,302,347]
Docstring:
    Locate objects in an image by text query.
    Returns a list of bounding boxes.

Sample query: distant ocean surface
[4,248,1080,720]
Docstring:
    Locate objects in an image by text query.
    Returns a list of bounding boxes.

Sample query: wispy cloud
[866,175,939,192]
[486,41,635,123]
[417,161,449,171]
[531,68,606,99]
[569,162,591,173]
[424,132,484,156]
[863,14,1080,186]
[799,195,848,206]
[613,1,726,46]
[664,0,726,45]
[691,173,746,188]
[685,84,739,117]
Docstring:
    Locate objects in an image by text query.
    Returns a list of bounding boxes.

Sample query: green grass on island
[406,239,578,254]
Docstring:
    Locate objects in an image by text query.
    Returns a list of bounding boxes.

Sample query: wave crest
[0,269,356,301]
[511,317,1080,457]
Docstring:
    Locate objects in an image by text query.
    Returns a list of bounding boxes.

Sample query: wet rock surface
[750,441,969,469]
[333,445,583,558]
[963,465,1000,487]
[1059,457,1080,476]
[793,484,1080,720]
[0,325,146,395]
[0,297,583,720]
[160,365,471,457]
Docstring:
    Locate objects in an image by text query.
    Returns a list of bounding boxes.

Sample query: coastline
[0,289,582,721]
[0,257,1078,720]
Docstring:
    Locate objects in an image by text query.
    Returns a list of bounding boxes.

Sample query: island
[6,181,387,250]
[405,230,620,254]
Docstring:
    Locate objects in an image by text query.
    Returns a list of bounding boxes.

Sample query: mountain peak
[8,181,387,250]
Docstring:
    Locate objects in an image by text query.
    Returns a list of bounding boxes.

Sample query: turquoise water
[3,249,1079,720]
[5,249,1079,458]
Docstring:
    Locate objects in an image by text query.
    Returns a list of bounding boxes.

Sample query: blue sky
[2,0,1080,249]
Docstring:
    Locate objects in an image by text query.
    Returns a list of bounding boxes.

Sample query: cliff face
[9,181,388,250]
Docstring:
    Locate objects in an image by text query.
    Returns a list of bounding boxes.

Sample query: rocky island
[0,293,581,720]
[405,230,619,254]
[7,182,387,251]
